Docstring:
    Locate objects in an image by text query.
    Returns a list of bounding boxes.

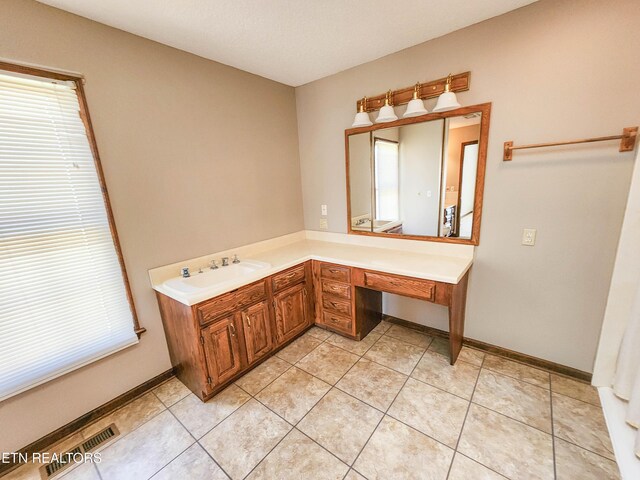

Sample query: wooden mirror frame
[345,102,491,245]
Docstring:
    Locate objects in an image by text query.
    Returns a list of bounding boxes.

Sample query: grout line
[551,435,618,463]
[454,452,510,479]
[550,388,602,408]
[352,335,435,477]
[446,351,485,479]
[550,381,558,480]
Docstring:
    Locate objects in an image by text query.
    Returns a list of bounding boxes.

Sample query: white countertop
[149,231,474,306]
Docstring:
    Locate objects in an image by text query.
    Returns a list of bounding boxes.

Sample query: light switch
[319,218,328,230]
[321,204,328,216]
[522,228,537,246]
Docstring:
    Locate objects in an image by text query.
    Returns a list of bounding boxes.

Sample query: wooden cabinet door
[242,301,273,364]
[201,314,242,387]
[274,282,309,345]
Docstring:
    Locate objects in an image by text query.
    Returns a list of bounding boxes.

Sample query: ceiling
[37,0,536,87]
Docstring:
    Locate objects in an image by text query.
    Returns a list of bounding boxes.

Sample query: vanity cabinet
[201,314,242,386]
[241,301,273,364]
[274,283,310,344]
[156,261,314,401]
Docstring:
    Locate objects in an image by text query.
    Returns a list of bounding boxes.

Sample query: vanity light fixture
[403,83,429,118]
[375,90,398,123]
[433,74,462,112]
[352,96,373,127]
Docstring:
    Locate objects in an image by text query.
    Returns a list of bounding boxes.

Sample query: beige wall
[0,0,303,451]
[296,0,640,373]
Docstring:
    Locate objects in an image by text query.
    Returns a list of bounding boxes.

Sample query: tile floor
[4,322,620,480]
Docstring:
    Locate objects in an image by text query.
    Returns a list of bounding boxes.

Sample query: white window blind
[0,71,138,401]
[374,139,400,221]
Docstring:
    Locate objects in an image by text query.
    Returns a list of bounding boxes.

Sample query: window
[0,64,141,401]
[373,138,399,221]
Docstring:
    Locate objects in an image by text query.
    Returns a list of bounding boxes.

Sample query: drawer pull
[242,311,250,328]
[229,323,236,336]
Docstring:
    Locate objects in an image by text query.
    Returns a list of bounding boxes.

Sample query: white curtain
[613,282,640,458]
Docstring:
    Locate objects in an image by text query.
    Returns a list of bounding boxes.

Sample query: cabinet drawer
[197,281,266,324]
[320,263,351,283]
[321,296,352,317]
[363,272,435,301]
[272,265,306,292]
[321,310,353,334]
[321,279,351,299]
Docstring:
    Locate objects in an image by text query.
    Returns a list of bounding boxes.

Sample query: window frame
[0,60,144,338]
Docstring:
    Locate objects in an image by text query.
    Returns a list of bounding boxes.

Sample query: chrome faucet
[181,267,190,278]
[221,257,229,267]
[210,260,218,270]
[232,254,240,264]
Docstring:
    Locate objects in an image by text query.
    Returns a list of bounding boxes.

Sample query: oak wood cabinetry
[157,257,470,402]
[312,261,381,340]
[241,301,273,364]
[157,261,313,401]
[274,282,310,344]
[201,314,242,386]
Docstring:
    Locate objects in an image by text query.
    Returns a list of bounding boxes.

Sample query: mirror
[346,103,490,244]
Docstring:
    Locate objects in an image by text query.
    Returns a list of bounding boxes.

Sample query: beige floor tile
[344,470,367,480]
[473,370,552,433]
[551,374,600,406]
[235,356,291,395]
[256,367,330,423]
[554,437,620,480]
[458,347,485,366]
[247,429,349,479]
[428,337,485,366]
[448,453,507,480]
[82,391,165,439]
[388,377,468,447]
[58,463,101,480]
[483,355,550,388]
[306,326,333,341]
[276,335,323,363]
[363,335,425,375]
[552,393,615,460]
[152,376,191,407]
[154,443,229,480]
[458,404,554,480]
[326,332,381,356]
[170,385,251,438]
[200,399,291,480]
[297,388,383,464]
[296,342,359,384]
[336,358,407,411]
[427,336,451,356]
[411,350,480,399]
[97,410,194,480]
[385,324,433,348]
[353,416,453,480]
[371,319,392,334]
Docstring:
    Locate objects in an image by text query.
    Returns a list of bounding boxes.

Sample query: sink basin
[163,259,271,295]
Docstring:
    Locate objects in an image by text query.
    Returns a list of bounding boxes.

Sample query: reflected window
[374,138,399,221]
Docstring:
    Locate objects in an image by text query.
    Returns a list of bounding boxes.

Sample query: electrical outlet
[522,228,537,246]
[319,218,328,230]
[321,204,328,216]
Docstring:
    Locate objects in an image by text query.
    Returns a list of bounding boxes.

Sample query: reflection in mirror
[441,114,481,238]
[347,107,486,242]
